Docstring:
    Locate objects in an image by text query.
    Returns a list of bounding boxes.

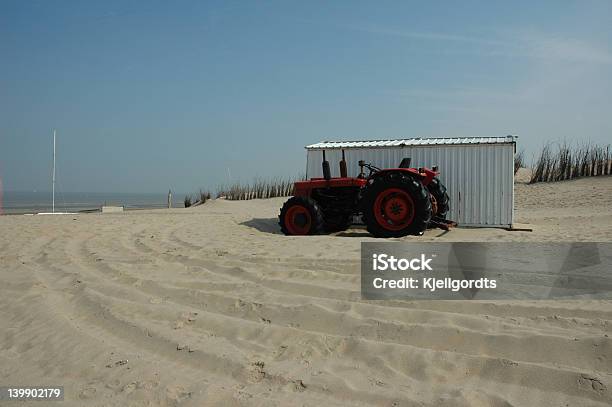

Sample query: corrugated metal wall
[306,144,514,227]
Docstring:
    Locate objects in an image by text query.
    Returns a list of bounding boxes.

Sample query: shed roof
[306,136,517,149]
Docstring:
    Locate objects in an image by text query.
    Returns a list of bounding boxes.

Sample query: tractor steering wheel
[364,163,381,177]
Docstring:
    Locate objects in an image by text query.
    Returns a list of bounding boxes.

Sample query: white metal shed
[305,136,516,227]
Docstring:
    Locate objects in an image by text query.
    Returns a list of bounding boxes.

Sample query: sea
[0,191,187,215]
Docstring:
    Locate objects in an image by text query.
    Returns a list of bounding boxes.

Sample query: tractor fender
[369,168,438,187]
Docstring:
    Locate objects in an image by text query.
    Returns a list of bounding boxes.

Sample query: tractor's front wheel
[362,173,432,238]
[279,196,324,235]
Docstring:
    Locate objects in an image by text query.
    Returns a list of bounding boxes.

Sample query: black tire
[279,196,324,235]
[427,177,450,221]
[361,172,432,238]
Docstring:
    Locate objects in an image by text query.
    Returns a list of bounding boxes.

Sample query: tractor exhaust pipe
[339,149,348,178]
[399,157,412,168]
[322,150,331,180]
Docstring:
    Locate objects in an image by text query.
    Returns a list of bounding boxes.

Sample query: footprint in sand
[173,311,198,329]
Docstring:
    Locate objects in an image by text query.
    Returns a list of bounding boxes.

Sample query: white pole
[52,129,56,213]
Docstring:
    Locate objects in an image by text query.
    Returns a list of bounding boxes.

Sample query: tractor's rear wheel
[279,196,324,235]
[362,173,432,237]
[427,177,450,221]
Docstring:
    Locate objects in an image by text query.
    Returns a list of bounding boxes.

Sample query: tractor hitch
[430,218,457,231]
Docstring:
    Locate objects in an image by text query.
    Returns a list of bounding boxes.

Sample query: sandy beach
[1,172,612,406]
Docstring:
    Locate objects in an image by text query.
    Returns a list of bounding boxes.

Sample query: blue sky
[1,0,611,193]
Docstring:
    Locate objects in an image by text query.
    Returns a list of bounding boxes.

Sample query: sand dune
[1,175,612,406]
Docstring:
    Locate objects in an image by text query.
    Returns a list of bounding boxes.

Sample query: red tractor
[279,151,452,238]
